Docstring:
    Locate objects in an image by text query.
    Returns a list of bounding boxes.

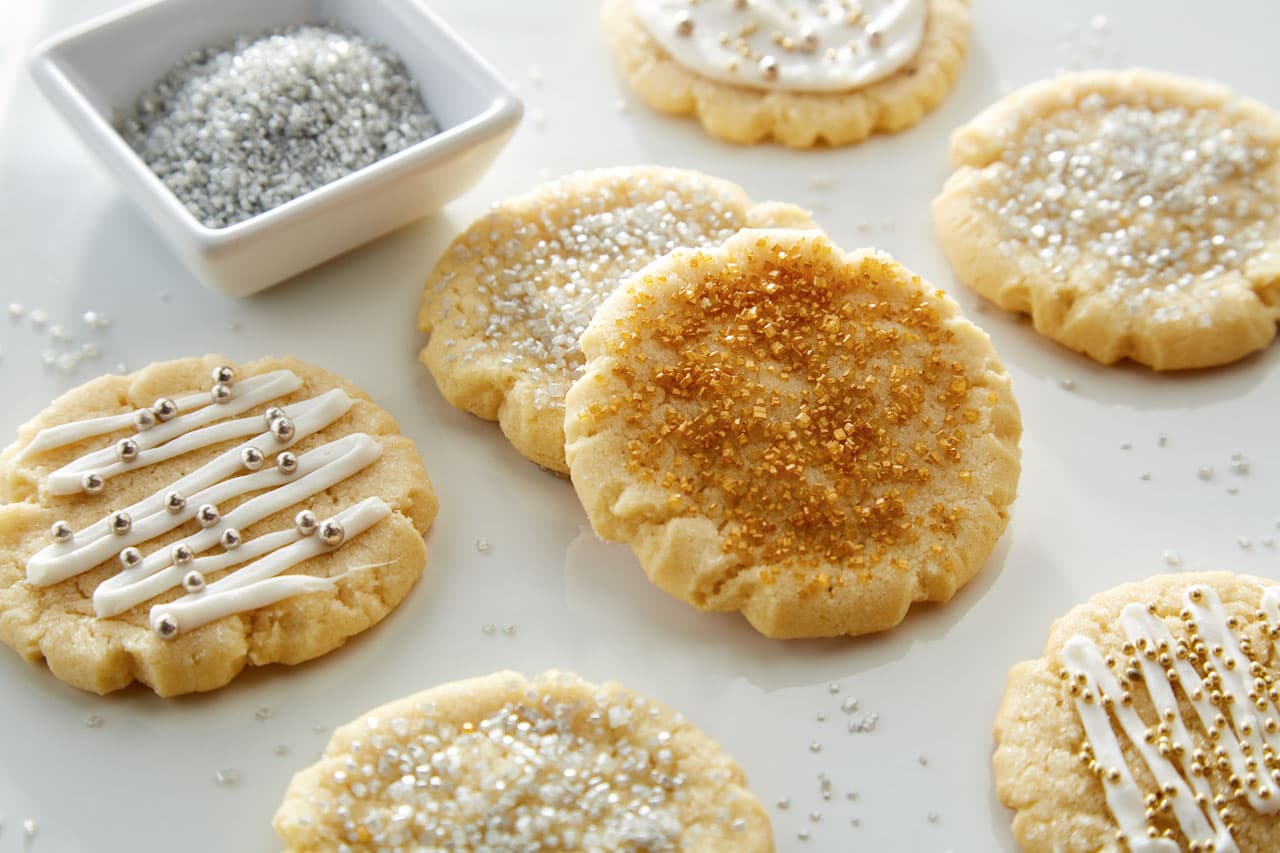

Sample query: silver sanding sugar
[117,24,439,229]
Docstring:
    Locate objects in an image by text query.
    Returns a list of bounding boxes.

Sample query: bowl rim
[28,0,524,249]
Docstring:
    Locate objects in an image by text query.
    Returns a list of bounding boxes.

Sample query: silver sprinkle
[211,382,233,404]
[152,398,178,421]
[118,547,143,569]
[81,472,105,494]
[182,570,206,593]
[211,364,235,384]
[50,520,74,544]
[276,451,298,474]
[197,504,220,527]
[295,510,319,536]
[155,613,179,639]
[240,446,264,470]
[109,511,132,535]
[318,519,345,547]
[220,528,243,550]
[171,543,195,565]
[164,490,187,513]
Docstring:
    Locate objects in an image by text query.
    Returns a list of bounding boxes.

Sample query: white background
[1,1,1279,851]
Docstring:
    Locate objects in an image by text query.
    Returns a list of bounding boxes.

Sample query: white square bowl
[30,0,522,297]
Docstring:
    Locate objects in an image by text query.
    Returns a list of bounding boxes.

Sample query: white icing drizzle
[92,434,381,615]
[21,367,399,638]
[633,0,926,93]
[149,498,392,635]
[1061,584,1280,851]
[40,370,302,495]
[27,389,355,587]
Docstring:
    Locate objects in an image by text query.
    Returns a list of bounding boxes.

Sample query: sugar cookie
[0,356,437,696]
[995,572,1280,852]
[274,670,773,851]
[418,166,813,473]
[935,69,1280,370]
[603,0,971,147]
[564,229,1020,638]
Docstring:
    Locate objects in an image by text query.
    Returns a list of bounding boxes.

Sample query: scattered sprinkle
[809,741,822,753]
[502,623,517,635]
[84,714,104,728]
[274,744,291,757]
[777,796,791,810]
[214,768,240,787]
[1197,465,1214,481]
[1059,377,1076,391]
[475,537,491,553]
[482,623,496,635]
[255,706,274,721]
[1163,550,1182,567]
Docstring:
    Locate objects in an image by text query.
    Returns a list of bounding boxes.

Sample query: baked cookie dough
[274,670,773,852]
[934,69,1280,370]
[417,166,813,474]
[0,356,437,696]
[564,229,1020,639]
[603,0,971,147]
[995,572,1280,852]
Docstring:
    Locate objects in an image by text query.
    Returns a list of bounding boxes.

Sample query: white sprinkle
[1120,441,1132,450]
[1231,458,1250,475]
[1162,550,1182,567]
[1158,433,1169,447]
[809,741,822,753]
[274,744,290,756]
[841,697,859,713]
[29,308,48,328]
[23,818,36,838]
[816,712,826,722]
[1262,536,1275,548]
[1197,465,1215,481]
[827,682,840,694]
[312,724,327,733]
[214,768,240,787]
[851,818,862,827]
[928,811,941,824]
[809,810,822,822]
[7,302,22,319]
[84,714,104,728]
[1139,472,1152,481]
[502,623,516,635]
[482,623,496,635]
[615,98,629,114]
[918,755,929,766]
[1239,536,1252,549]
[1090,13,1108,30]
[808,174,834,190]
[1059,377,1076,391]
[797,829,811,840]
[531,109,546,130]
[255,706,274,721]
[475,537,491,553]
[777,796,791,810]
[528,62,544,87]
[846,792,859,801]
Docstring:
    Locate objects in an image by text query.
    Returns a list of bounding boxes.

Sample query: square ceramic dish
[29,0,522,297]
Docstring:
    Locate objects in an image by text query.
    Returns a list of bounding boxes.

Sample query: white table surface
[2,2,1279,851]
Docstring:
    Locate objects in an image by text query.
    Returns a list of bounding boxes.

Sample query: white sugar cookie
[565,229,1020,639]
[417,166,814,473]
[274,670,773,851]
[935,69,1280,370]
[0,356,437,696]
[995,572,1280,852]
[603,0,971,148]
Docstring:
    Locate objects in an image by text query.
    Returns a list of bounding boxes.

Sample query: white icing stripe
[149,499,392,634]
[633,0,926,93]
[26,390,355,587]
[91,433,381,615]
[43,370,303,495]
[20,385,214,457]
[1061,585,1280,851]
[1061,637,1183,853]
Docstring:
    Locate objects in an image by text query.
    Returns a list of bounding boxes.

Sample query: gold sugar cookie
[417,166,813,474]
[934,69,1280,370]
[0,356,437,696]
[603,0,971,148]
[564,229,1020,639]
[274,670,773,851]
[995,572,1280,852]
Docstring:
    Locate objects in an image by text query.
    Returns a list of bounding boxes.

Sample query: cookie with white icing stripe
[934,69,1280,370]
[603,0,971,147]
[274,670,773,851]
[995,572,1280,852]
[564,229,1020,638]
[0,356,437,696]
[417,165,814,474]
